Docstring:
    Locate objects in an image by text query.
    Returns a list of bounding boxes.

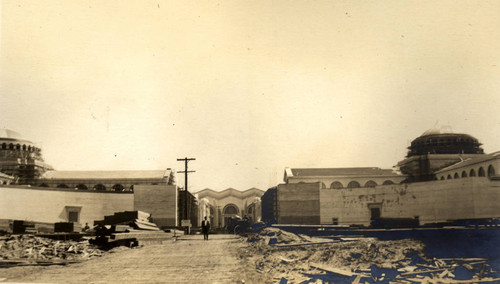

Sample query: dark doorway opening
[370,207,381,219]
[368,203,382,221]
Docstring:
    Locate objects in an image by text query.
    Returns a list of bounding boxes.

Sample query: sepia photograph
[1,1,500,283]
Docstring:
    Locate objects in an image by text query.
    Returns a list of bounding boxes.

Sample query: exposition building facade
[196,188,264,229]
[0,129,194,230]
[264,129,500,226]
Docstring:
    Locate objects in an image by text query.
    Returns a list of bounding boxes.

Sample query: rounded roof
[0,129,24,140]
[420,126,454,136]
[407,130,483,157]
[0,129,35,145]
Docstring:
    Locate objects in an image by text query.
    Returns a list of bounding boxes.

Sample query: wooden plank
[134,219,160,231]
[405,277,500,283]
[439,258,488,262]
[275,241,337,248]
[401,268,447,276]
[352,274,362,284]
[111,231,171,241]
[310,262,355,277]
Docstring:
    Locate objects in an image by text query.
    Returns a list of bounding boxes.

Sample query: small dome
[0,129,25,140]
[420,125,454,137]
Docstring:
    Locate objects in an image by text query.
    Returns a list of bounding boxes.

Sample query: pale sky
[1,1,499,192]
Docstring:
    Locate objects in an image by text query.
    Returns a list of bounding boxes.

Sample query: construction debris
[0,234,103,267]
[242,227,500,283]
[94,210,160,231]
[91,211,174,248]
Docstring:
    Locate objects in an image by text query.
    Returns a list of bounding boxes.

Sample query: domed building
[264,127,500,226]
[0,129,53,184]
[0,129,187,230]
[406,129,484,157]
[397,128,485,182]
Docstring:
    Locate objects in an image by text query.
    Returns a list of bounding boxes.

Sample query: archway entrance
[222,204,239,228]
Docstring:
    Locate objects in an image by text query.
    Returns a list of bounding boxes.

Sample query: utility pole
[177,157,195,225]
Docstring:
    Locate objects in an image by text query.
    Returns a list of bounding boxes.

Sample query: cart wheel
[233,225,241,234]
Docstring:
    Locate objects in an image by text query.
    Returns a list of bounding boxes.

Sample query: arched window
[76,184,88,190]
[454,173,459,179]
[223,204,239,215]
[9,144,13,150]
[440,176,445,180]
[94,184,106,191]
[470,169,476,177]
[462,171,467,178]
[364,180,377,188]
[330,181,343,189]
[488,165,496,178]
[478,167,485,177]
[15,144,20,150]
[320,182,327,189]
[1,143,6,149]
[57,184,69,188]
[39,183,49,187]
[112,184,124,191]
[22,144,26,150]
[447,175,452,180]
[347,181,360,188]
[382,180,394,185]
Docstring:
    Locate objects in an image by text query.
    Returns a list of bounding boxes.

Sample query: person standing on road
[201,216,210,240]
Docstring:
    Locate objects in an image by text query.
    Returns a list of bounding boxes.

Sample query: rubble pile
[91,211,173,248]
[248,227,327,249]
[0,234,103,266]
[307,238,425,271]
[243,228,500,283]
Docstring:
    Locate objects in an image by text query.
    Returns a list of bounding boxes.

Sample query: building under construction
[262,128,500,226]
[0,129,197,230]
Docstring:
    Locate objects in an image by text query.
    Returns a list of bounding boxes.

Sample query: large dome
[407,131,484,157]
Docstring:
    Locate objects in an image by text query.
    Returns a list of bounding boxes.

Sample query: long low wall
[0,186,134,227]
[320,177,500,225]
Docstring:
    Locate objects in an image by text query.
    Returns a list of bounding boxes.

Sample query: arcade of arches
[196,188,264,229]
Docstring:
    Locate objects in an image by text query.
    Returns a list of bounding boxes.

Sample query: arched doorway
[330,181,343,189]
[364,180,377,188]
[222,204,239,228]
[94,184,106,191]
[347,181,360,188]
[112,184,124,192]
[76,184,88,190]
[246,203,256,223]
[488,165,496,178]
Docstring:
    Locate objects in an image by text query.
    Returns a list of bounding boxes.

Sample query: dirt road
[1,234,265,284]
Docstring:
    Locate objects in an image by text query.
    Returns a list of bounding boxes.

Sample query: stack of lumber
[54,222,82,233]
[1,219,61,234]
[95,210,160,231]
[92,211,171,248]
